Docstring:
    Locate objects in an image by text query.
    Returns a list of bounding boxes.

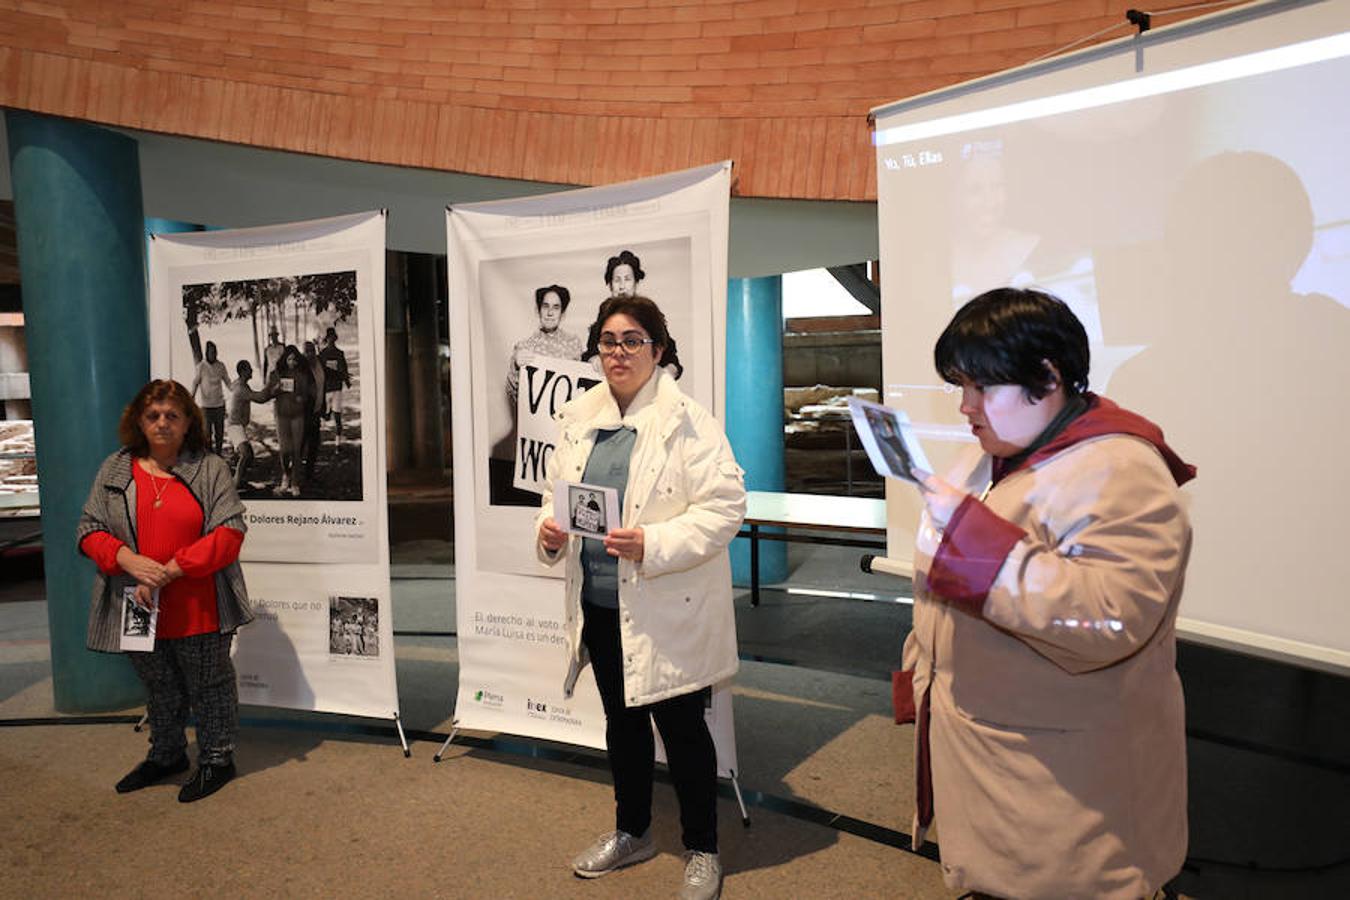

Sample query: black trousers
[582,601,718,853]
[127,631,238,766]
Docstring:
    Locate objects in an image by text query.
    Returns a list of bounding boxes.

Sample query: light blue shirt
[579,425,635,609]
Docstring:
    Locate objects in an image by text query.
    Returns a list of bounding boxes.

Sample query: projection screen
[873,0,1350,672]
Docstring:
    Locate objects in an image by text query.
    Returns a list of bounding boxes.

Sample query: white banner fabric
[148,211,398,720]
[448,163,739,774]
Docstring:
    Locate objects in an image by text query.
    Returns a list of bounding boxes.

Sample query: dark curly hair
[118,379,207,456]
[534,284,571,313]
[934,287,1090,399]
[582,294,684,378]
[590,294,669,348]
[603,250,645,287]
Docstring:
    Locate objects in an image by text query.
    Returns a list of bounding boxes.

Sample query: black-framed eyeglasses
[596,336,655,355]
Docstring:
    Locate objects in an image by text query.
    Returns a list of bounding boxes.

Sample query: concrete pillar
[6,111,148,711]
[726,276,787,585]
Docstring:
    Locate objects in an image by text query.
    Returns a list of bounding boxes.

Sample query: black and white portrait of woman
[481,239,694,510]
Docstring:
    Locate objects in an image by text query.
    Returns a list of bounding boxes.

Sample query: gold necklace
[144,461,172,509]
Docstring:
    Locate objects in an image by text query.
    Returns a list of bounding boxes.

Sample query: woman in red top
[78,380,252,803]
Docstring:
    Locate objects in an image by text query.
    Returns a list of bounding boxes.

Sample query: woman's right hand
[917,473,968,530]
[538,517,567,553]
[134,584,155,610]
[116,546,170,588]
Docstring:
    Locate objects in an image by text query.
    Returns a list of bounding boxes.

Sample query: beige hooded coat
[906,413,1193,899]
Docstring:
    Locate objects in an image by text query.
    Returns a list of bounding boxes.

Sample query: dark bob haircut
[604,250,645,286]
[590,294,670,351]
[534,284,571,312]
[118,379,207,457]
[934,287,1090,399]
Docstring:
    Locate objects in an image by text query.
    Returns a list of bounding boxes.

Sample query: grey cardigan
[77,448,253,653]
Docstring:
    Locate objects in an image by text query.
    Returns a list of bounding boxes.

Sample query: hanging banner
[448,163,739,774]
[148,211,398,721]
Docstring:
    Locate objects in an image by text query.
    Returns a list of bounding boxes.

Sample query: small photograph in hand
[554,480,622,539]
[119,585,159,652]
[847,397,932,484]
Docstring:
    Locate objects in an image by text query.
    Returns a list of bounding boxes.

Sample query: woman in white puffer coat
[535,294,745,900]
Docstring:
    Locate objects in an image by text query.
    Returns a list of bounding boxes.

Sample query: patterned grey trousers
[127,631,238,766]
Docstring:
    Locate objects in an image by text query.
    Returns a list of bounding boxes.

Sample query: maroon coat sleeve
[927,495,1027,617]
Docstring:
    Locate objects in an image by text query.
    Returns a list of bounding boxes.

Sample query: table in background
[740,491,886,607]
[0,447,40,553]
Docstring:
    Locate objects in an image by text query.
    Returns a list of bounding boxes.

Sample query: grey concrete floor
[4,537,1349,897]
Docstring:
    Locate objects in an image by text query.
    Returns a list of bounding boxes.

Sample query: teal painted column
[7,111,149,711]
[726,276,787,586]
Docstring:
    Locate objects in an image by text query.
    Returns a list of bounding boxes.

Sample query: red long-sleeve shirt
[79,462,243,639]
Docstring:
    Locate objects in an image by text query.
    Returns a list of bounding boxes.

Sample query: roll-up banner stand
[148,211,406,752]
[444,164,744,795]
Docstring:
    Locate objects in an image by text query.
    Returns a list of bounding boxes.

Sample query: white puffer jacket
[535,370,746,707]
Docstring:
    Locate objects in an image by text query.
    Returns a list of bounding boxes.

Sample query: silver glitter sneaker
[679,850,722,900]
[571,829,656,878]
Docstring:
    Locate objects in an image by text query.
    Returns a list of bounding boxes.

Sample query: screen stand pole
[433,721,460,762]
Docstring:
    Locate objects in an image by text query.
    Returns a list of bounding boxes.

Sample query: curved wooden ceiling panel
[0,0,1229,199]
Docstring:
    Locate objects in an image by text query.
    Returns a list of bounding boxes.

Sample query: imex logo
[526,698,548,718]
[473,689,504,708]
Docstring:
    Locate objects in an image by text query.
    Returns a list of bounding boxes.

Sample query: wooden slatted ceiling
[0,0,1242,200]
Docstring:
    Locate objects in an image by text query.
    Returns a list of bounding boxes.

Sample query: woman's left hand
[604,527,645,562]
[918,473,968,529]
[133,584,155,610]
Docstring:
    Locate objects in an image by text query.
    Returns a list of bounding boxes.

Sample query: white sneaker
[679,851,722,900]
[571,829,656,878]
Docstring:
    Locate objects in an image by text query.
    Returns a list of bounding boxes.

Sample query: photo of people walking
[180,271,364,501]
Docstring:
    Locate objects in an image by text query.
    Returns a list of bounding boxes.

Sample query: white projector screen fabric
[873,0,1350,672]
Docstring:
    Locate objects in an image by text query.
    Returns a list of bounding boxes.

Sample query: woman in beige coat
[907,288,1196,899]
[536,294,745,900]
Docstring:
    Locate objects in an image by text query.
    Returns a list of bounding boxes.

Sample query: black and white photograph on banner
[515,356,603,498]
[179,271,363,502]
[480,238,694,510]
[328,595,380,659]
[847,396,932,484]
[150,214,386,563]
[555,481,621,538]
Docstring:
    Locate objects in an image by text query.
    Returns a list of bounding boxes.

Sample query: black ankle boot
[177,760,237,803]
[115,754,189,793]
